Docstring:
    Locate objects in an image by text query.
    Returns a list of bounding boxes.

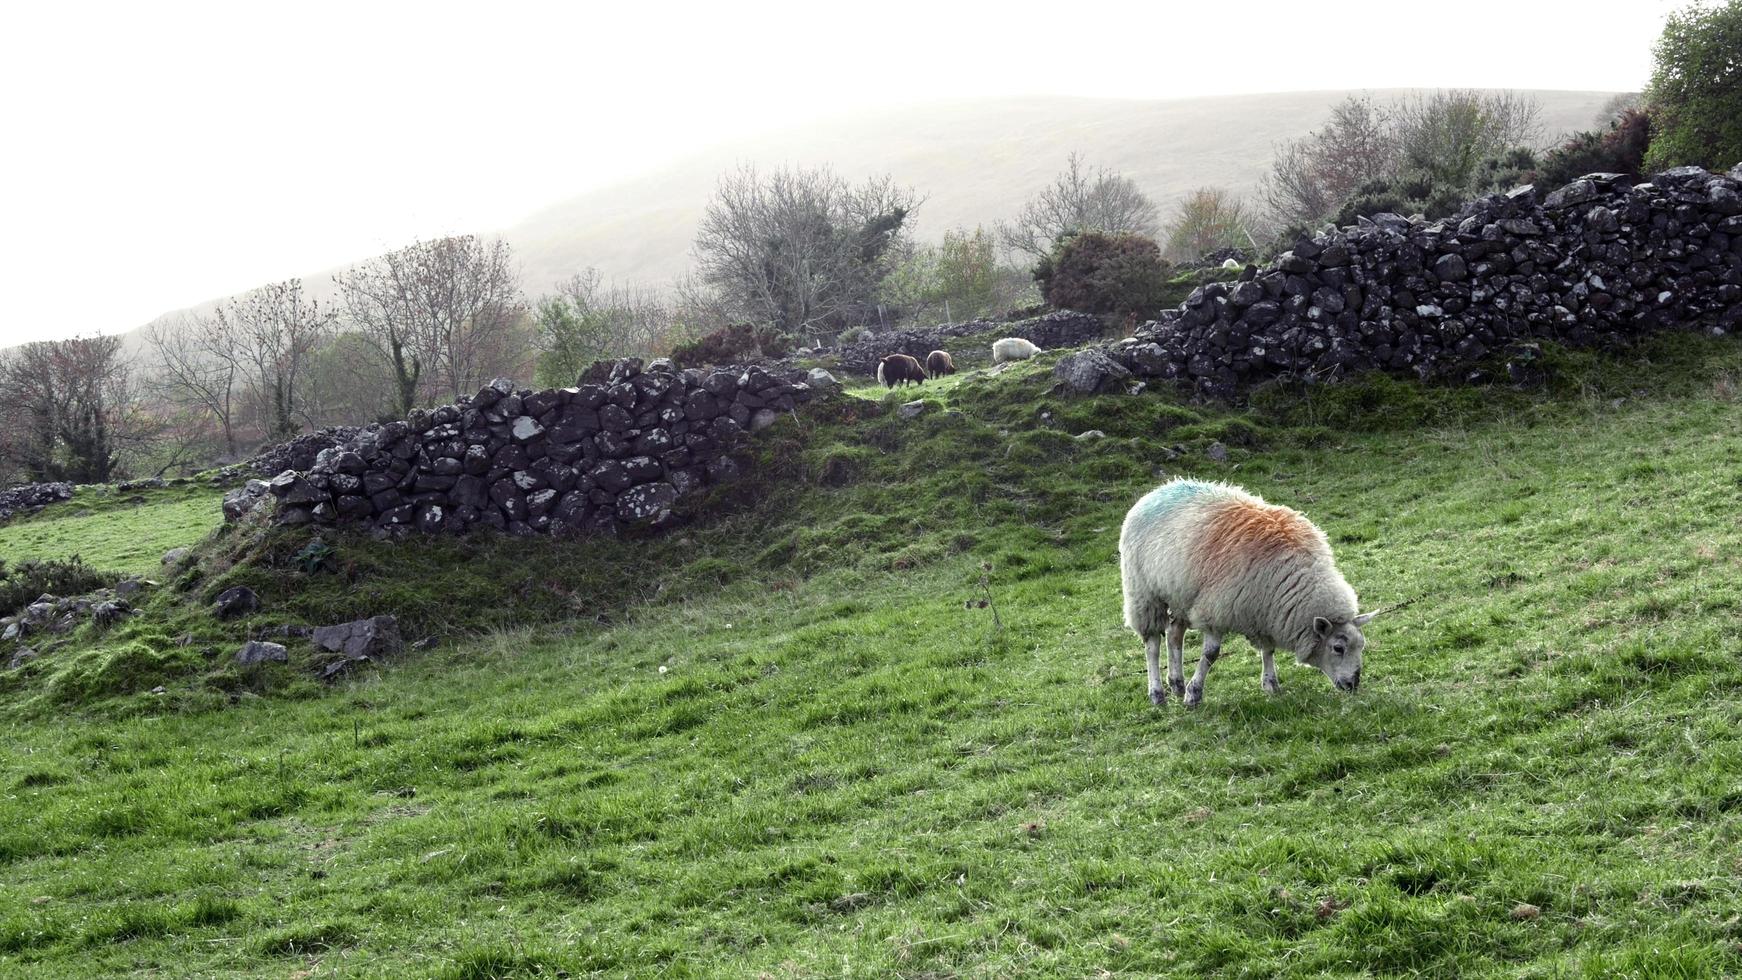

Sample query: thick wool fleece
[1119,479,1358,659]
[991,337,1041,364]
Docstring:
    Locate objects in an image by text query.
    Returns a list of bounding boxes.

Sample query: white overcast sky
[0,0,1678,346]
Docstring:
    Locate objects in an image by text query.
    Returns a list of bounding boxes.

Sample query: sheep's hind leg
[1144,636,1165,706]
[1166,618,1187,700]
[1261,647,1280,695]
[1184,632,1222,709]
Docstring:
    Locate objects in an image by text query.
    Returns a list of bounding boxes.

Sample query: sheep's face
[1305,612,1376,692]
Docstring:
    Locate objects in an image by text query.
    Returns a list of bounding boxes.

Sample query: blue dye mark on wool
[1134,480,1212,522]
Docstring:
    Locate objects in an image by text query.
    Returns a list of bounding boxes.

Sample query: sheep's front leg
[1183,632,1221,709]
[1144,636,1165,706]
[1261,647,1280,695]
[1166,618,1187,699]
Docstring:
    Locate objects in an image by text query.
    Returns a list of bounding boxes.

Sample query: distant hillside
[127,89,1617,338]
[501,90,1619,293]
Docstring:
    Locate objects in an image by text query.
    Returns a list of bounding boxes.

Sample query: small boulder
[312,615,404,660]
[222,480,272,522]
[1052,348,1133,395]
[1432,253,1468,282]
[113,578,148,599]
[1206,442,1230,462]
[162,547,189,567]
[213,586,260,620]
[235,640,288,665]
[897,400,928,420]
[615,482,679,526]
[805,368,840,391]
[748,408,781,432]
[91,600,129,627]
[22,602,56,628]
[511,416,545,442]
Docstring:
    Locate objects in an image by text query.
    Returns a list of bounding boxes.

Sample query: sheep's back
[1121,480,1335,629]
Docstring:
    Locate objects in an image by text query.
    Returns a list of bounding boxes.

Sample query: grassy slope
[4,338,1742,976]
[0,482,223,579]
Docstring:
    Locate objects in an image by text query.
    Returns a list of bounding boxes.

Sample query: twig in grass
[964,562,1004,633]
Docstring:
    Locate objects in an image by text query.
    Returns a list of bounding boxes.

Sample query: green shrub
[1643,0,1742,171]
[1539,111,1651,187]
[1332,177,1417,226]
[0,556,113,617]
[1033,232,1170,315]
[1469,147,1541,195]
[669,323,786,369]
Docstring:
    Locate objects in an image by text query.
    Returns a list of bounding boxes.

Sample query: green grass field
[0,482,223,579]
[4,337,1742,976]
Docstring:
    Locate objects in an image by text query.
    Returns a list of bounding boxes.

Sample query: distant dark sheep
[926,350,957,377]
[877,354,928,388]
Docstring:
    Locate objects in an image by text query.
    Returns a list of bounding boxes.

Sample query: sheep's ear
[1313,616,1333,638]
[1352,609,1379,627]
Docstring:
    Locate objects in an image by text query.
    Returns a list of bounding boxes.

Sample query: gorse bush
[1034,232,1170,315]
[0,556,112,616]
[1470,147,1543,195]
[1539,111,1652,188]
[1331,172,1466,226]
[1329,146,1542,227]
[668,323,786,369]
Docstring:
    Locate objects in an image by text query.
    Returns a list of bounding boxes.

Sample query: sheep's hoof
[1170,678,1186,698]
[1183,685,1203,709]
[1262,678,1281,695]
[1148,688,1166,707]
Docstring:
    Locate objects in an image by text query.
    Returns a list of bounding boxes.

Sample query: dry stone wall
[0,482,73,523]
[267,358,819,537]
[1111,165,1742,398]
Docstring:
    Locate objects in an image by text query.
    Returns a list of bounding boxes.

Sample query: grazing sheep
[926,350,957,377]
[1119,478,1378,707]
[876,353,928,388]
[992,337,1042,364]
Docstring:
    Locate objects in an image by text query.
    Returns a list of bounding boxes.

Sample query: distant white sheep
[1118,478,1378,707]
[992,337,1042,364]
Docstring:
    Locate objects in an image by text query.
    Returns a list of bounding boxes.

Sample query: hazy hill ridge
[130,90,1617,339]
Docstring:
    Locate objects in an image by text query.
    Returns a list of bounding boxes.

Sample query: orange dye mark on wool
[1192,498,1318,585]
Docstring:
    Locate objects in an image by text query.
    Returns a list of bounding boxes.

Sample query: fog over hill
[128,89,1617,342]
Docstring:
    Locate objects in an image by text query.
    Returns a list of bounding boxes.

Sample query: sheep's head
[1303,611,1377,692]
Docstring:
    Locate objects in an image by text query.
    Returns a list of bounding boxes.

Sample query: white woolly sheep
[1119,478,1379,707]
[991,337,1042,364]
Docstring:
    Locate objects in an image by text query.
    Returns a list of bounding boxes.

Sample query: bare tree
[212,279,337,440]
[1162,188,1254,262]
[0,335,140,484]
[532,269,673,385]
[693,165,919,336]
[0,342,62,482]
[1391,89,1544,187]
[670,270,737,341]
[997,153,1160,260]
[144,312,244,457]
[879,226,1011,325]
[1258,95,1397,232]
[1259,91,1543,231]
[338,236,524,412]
